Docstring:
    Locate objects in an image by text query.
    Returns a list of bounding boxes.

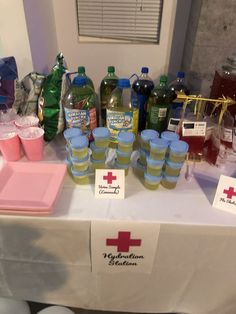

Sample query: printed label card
[95,169,125,199]
[91,220,160,273]
[213,175,236,214]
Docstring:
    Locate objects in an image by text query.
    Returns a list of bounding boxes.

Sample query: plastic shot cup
[70,135,89,160]
[161,131,179,145]
[164,160,183,176]
[18,127,44,161]
[150,138,168,160]
[115,160,130,176]
[140,129,159,151]
[117,131,135,153]
[90,156,106,171]
[161,173,179,189]
[63,128,83,144]
[116,149,131,165]
[71,168,91,185]
[169,140,189,163]
[92,127,110,148]
[0,126,21,161]
[90,141,107,160]
[146,157,164,176]
[139,148,148,166]
[15,115,39,129]
[71,154,89,172]
[144,173,162,190]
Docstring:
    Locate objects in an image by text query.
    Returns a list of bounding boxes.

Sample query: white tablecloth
[1,137,236,314]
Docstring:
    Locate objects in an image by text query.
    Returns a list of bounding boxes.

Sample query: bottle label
[167,118,180,132]
[150,107,167,124]
[106,109,138,142]
[182,121,206,137]
[221,127,233,143]
[205,125,214,141]
[64,107,97,135]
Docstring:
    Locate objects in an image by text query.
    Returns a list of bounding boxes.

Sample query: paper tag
[182,121,206,137]
[221,128,233,143]
[91,220,160,273]
[213,175,236,214]
[205,125,214,141]
[167,118,180,132]
[95,169,125,199]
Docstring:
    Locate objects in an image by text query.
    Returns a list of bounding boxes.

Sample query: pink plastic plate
[0,162,67,215]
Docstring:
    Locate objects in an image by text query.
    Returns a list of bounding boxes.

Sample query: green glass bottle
[78,66,94,90]
[147,75,172,133]
[100,66,119,126]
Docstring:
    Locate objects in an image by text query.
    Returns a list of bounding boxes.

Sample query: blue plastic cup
[150,138,169,160]
[140,129,159,151]
[169,140,189,163]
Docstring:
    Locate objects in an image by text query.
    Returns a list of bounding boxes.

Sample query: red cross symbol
[223,186,236,199]
[103,171,117,184]
[106,231,142,252]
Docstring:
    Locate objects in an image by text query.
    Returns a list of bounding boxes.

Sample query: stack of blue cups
[115,131,135,176]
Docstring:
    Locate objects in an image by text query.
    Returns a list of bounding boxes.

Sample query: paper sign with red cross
[95,169,125,199]
[91,221,160,273]
[213,175,236,214]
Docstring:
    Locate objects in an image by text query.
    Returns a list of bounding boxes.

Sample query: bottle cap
[0,95,7,104]
[117,131,135,144]
[117,79,131,88]
[141,67,149,74]
[108,66,115,73]
[146,156,165,167]
[73,76,88,86]
[141,129,159,142]
[63,128,83,140]
[78,66,85,74]
[160,75,167,83]
[92,127,110,139]
[144,172,162,183]
[70,135,88,149]
[166,159,184,169]
[177,71,185,78]
[169,140,189,154]
[150,138,168,150]
[161,131,179,143]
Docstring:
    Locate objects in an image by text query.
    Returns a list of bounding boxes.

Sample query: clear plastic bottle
[106,78,139,146]
[167,71,189,132]
[78,66,95,90]
[132,67,154,132]
[147,75,173,133]
[100,66,119,126]
[63,76,97,139]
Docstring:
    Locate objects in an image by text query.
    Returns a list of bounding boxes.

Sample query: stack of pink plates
[0,162,67,215]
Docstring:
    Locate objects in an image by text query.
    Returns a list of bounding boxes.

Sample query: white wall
[51,0,178,90]
[0,0,33,79]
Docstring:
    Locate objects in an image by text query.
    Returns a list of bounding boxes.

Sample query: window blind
[76,0,163,43]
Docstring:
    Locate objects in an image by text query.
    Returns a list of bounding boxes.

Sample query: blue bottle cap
[170,140,189,154]
[90,156,106,163]
[177,71,185,78]
[92,127,110,139]
[150,138,168,150]
[117,131,135,144]
[141,67,149,74]
[70,135,88,149]
[166,159,184,169]
[144,172,162,183]
[63,128,83,140]
[115,160,130,169]
[0,95,7,104]
[146,156,165,167]
[73,76,88,86]
[141,129,159,142]
[116,149,132,158]
[71,167,90,177]
[117,79,131,88]
[90,141,107,152]
[70,154,90,163]
[163,173,179,182]
[161,131,179,143]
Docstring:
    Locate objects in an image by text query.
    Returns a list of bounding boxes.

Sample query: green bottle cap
[78,66,86,74]
[160,75,167,83]
[108,66,115,73]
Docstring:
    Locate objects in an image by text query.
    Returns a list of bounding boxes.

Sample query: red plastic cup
[19,127,44,161]
[0,129,21,161]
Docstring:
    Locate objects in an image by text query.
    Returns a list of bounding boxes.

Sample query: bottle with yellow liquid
[106,78,139,147]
